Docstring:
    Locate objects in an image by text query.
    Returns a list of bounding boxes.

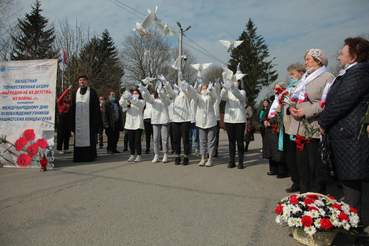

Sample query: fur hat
[305,49,328,66]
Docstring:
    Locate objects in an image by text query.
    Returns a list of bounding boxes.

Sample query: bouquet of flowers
[275,193,360,237]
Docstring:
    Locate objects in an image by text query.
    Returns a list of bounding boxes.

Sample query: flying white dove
[221,64,246,84]
[219,40,244,52]
[133,7,156,39]
[149,6,161,23]
[155,22,177,37]
[144,50,150,58]
[172,55,186,70]
[141,77,156,87]
[190,63,212,78]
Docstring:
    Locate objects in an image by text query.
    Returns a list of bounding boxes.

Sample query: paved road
[0,131,368,245]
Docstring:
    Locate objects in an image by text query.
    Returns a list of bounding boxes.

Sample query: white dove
[221,64,246,84]
[155,22,177,37]
[190,63,212,78]
[144,50,150,58]
[149,6,161,23]
[172,55,186,70]
[219,40,244,52]
[133,7,156,39]
[141,77,156,87]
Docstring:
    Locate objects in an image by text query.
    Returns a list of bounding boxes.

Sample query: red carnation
[27,143,39,157]
[15,137,28,151]
[275,205,283,214]
[17,154,32,167]
[328,195,335,200]
[331,203,342,210]
[36,138,47,149]
[23,129,35,141]
[301,216,313,227]
[339,212,349,222]
[306,195,318,201]
[320,218,333,230]
[308,206,319,211]
[290,195,297,199]
[304,198,314,206]
[290,198,299,204]
[350,207,358,214]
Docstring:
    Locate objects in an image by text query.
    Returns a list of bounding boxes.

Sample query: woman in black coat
[318,37,369,216]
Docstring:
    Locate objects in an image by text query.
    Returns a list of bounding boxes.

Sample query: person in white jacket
[221,80,247,169]
[138,82,171,163]
[182,81,218,167]
[159,74,192,165]
[119,89,145,162]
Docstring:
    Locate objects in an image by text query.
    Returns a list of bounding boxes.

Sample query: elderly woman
[262,81,288,178]
[318,37,369,216]
[284,62,306,193]
[289,49,335,194]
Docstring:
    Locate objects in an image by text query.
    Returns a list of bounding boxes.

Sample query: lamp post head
[176,22,182,28]
[185,26,191,32]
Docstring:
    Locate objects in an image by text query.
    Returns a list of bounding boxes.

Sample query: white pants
[152,124,169,155]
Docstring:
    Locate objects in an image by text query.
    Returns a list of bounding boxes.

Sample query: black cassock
[69,87,102,162]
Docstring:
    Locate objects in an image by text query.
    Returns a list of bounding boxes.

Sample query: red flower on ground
[339,212,349,222]
[331,203,342,210]
[350,207,358,214]
[275,205,283,214]
[23,129,35,141]
[17,154,32,167]
[36,138,47,149]
[15,137,28,151]
[27,143,39,157]
[301,215,313,227]
[320,218,334,230]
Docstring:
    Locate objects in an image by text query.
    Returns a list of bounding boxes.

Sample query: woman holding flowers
[288,49,335,194]
[262,81,288,178]
[318,37,369,216]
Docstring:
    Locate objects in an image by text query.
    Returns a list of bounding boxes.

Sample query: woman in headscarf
[288,49,335,194]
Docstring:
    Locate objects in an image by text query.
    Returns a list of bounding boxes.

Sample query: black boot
[228,161,236,168]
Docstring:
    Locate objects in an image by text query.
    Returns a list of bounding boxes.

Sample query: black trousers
[57,113,71,151]
[215,121,220,150]
[144,119,153,150]
[172,121,191,155]
[97,127,104,147]
[285,137,300,189]
[225,123,245,163]
[341,180,363,216]
[296,140,325,194]
[123,130,128,149]
[127,129,143,155]
[105,122,120,152]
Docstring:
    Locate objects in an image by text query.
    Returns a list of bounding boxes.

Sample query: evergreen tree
[10,0,57,60]
[228,18,278,108]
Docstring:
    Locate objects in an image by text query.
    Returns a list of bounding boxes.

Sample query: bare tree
[202,65,223,84]
[0,0,20,60]
[167,47,198,85]
[121,29,172,89]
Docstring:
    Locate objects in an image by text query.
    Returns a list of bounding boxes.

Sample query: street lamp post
[176,22,191,83]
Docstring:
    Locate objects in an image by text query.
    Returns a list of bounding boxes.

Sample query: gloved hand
[123,91,133,100]
[157,74,168,85]
[179,73,184,82]
[197,78,203,86]
[208,82,213,91]
[181,81,189,90]
[194,81,198,90]
[221,82,228,90]
[173,84,180,92]
[156,81,162,92]
[137,82,147,92]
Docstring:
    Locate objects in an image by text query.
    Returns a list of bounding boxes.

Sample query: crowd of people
[56,37,369,226]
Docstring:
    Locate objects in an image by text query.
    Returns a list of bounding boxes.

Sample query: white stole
[75,87,90,147]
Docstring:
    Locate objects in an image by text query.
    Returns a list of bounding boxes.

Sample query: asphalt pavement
[0,130,368,245]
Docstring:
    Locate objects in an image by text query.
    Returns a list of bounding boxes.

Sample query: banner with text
[0,59,57,168]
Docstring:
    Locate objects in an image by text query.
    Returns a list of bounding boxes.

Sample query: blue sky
[16,0,369,100]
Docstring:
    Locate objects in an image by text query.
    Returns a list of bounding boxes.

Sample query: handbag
[319,133,335,183]
[247,121,256,133]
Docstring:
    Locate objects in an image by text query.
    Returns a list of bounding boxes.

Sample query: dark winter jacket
[102,99,123,131]
[318,62,369,180]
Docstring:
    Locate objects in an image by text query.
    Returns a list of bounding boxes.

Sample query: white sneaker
[128,155,135,162]
[260,150,263,153]
[152,155,159,163]
[198,158,206,166]
[63,150,71,154]
[58,151,64,155]
[162,154,168,163]
[194,149,200,156]
[134,155,142,162]
[205,159,213,167]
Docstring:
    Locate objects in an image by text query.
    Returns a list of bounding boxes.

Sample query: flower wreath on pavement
[275,192,360,236]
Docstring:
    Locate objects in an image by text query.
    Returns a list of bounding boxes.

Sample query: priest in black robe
[69,75,102,162]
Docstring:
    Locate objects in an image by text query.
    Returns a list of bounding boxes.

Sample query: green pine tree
[228,18,278,109]
[11,0,57,60]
